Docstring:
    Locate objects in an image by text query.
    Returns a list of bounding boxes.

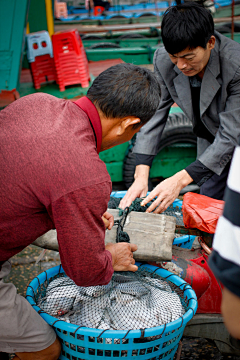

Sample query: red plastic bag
[182,192,224,234]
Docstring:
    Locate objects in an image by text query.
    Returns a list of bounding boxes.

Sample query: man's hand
[141,170,193,213]
[105,242,138,272]
[102,211,114,230]
[119,164,150,209]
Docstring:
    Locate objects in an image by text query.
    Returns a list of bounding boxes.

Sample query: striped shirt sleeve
[208,145,240,297]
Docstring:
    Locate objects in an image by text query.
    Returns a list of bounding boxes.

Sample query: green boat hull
[86,45,159,64]
[100,142,196,183]
[83,37,161,48]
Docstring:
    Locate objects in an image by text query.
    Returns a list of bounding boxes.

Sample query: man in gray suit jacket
[120,3,240,213]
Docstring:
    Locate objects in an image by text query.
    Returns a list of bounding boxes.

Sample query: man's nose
[177,58,187,70]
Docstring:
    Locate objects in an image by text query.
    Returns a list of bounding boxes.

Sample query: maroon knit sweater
[0,93,113,286]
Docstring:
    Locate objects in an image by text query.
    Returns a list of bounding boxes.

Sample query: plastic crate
[52,29,90,91]
[26,263,197,360]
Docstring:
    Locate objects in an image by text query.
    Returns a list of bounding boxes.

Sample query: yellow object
[26,22,30,34]
[45,0,54,37]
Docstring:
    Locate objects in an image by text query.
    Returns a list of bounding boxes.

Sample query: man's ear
[117,117,141,135]
[208,35,216,50]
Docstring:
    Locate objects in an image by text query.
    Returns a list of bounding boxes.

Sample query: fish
[115,281,149,298]
[38,274,185,331]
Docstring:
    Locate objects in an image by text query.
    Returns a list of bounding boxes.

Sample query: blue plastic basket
[26,263,197,360]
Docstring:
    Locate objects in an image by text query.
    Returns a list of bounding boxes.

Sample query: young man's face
[168,36,215,78]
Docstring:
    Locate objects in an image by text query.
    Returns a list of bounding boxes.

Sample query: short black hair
[161,2,214,55]
[87,63,161,128]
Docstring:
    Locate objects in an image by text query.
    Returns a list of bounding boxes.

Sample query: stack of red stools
[26,31,56,90]
[52,29,90,91]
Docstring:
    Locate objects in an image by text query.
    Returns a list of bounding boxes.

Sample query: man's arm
[198,67,240,175]
[133,49,174,157]
[222,287,240,339]
[48,181,137,287]
[185,159,214,186]
[119,49,174,209]
[141,169,193,213]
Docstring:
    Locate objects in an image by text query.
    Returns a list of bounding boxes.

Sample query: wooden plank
[105,210,176,262]
[33,210,176,262]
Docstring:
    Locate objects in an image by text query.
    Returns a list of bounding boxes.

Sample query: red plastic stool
[52,29,90,91]
[30,55,56,89]
[94,6,105,15]
[26,31,56,89]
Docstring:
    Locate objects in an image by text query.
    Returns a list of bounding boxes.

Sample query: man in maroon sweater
[0,63,160,360]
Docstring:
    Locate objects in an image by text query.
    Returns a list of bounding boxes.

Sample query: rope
[58,264,62,274]
[116,206,130,243]
[122,329,131,340]
[186,297,197,306]
[27,285,36,298]
[159,323,166,336]
[97,329,108,339]
[113,197,155,243]
[140,328,145,339]
[52,319,63,326]
[73,326,86,336]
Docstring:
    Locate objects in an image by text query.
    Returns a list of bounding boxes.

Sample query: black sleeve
[135,153,155,167]
[185,159,215,186]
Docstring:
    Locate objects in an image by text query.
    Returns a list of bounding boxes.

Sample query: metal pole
[231,0,235,40]
[154,0,160,26]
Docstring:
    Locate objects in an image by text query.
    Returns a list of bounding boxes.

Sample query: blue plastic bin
[26,263,197,360]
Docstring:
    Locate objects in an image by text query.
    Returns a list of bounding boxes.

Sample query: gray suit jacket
[134,31,240,175]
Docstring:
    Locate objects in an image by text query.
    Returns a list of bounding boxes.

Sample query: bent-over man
[0,63,161,360]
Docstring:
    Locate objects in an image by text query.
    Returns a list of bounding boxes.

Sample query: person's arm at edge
[141,158,214,213]
[222,287,240,339]
[197,66,240,175]
[119,164,150,209]
[119,49,173,210]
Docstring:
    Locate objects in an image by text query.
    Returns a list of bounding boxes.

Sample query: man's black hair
[161,2,214,55]
[87,63,161,128]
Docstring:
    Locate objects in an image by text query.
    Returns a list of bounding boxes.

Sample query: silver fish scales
[38,273,185,330]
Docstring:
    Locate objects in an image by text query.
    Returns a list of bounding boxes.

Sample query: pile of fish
[38,272,185,331]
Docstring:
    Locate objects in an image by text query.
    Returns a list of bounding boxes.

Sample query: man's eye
[186,58,194,61]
